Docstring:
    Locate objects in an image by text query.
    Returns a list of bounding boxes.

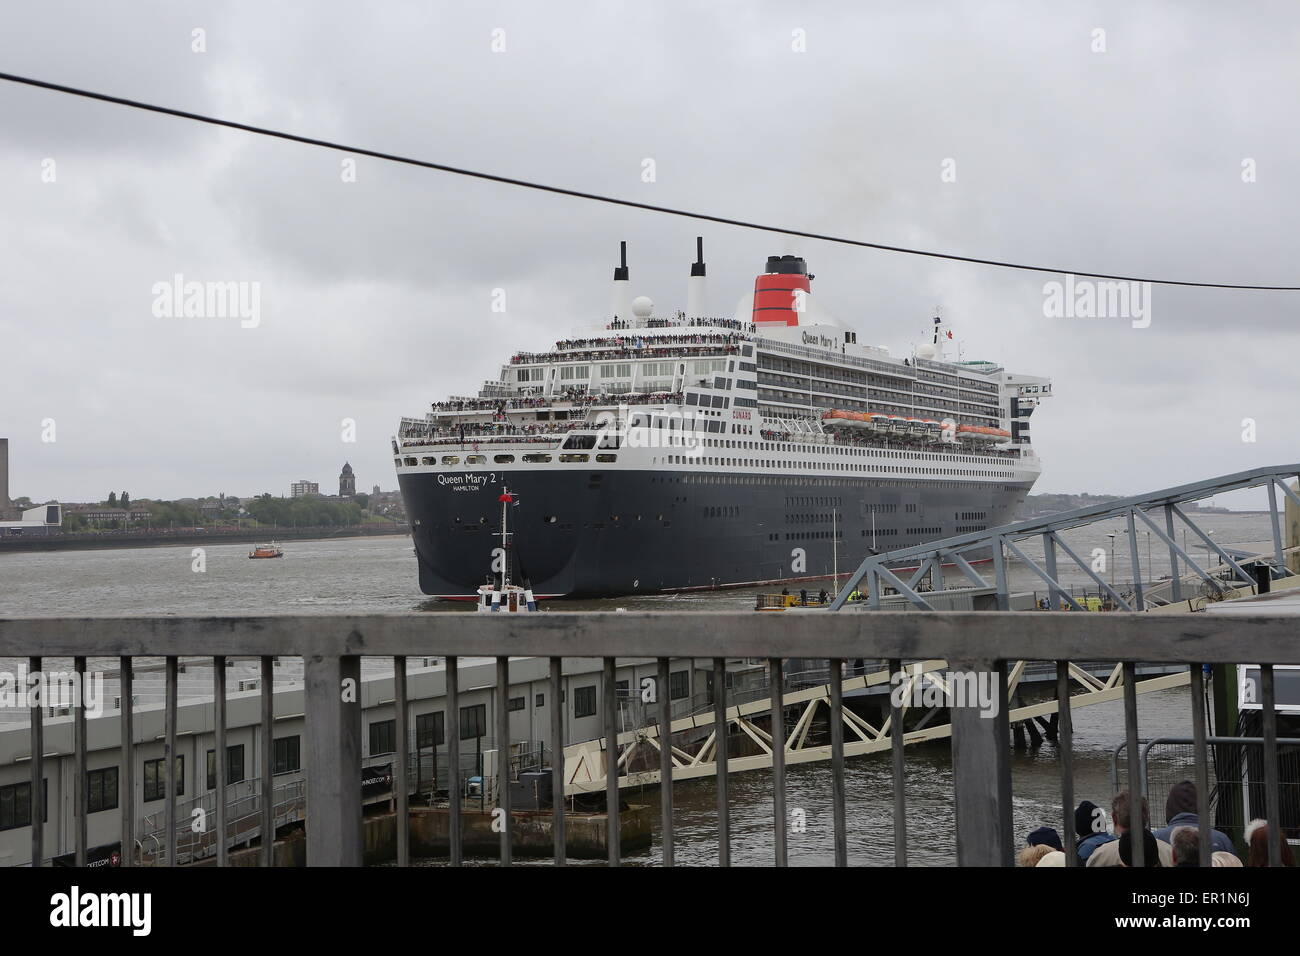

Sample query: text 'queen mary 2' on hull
[394,240,1052,599]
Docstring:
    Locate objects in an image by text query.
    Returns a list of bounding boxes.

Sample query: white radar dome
[631,296,654,318]
[915,343,937,360]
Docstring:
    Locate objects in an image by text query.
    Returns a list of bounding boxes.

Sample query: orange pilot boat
[248,542,284,559]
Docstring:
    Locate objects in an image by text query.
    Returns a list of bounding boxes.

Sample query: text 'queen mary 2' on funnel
[393,239,1052,600]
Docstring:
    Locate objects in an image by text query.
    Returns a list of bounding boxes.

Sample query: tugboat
[477,488,538,612]
[248,542,284,559]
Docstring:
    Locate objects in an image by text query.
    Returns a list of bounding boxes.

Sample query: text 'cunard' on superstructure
[393,240,1052,599]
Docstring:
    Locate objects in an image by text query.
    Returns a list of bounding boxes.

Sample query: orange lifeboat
[821,409,870,428]
[956,424,1012,442]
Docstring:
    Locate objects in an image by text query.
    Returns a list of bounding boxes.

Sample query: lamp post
[1107,532,1117,588]
[1124,528,1154,585]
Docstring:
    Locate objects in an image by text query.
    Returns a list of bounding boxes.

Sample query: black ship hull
[398,469,1034,598]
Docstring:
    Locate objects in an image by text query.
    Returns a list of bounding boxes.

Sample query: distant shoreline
[1017,507,1280,519]
[0,526,411,555]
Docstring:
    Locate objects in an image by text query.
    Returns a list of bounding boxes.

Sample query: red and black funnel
[752,255,811,326]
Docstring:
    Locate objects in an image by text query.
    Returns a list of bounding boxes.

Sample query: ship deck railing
[419,391,685,418]
[508,345,740,367]
[596,316,754,334]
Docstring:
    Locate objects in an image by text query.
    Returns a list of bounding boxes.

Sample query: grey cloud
[1,1,1298,506]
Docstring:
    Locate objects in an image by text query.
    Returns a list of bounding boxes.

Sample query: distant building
[366,490,407,521]
[0,502,62,537]
[339,462,356,498]
[372,485,381,496]
[290,480,319,498]
[66,506,151,527]
[0,438,9,518]
[72,507,129,522]
[199,497,240,518]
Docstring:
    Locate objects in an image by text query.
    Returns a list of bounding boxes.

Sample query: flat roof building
[0,438,10,517]
[0,502,62,537]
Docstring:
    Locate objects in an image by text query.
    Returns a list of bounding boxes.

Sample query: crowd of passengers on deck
[758,427,1021,459]
[430,391,684,415]
[606,315,753,333]
[511,332,744,366]
[402,420,587,447]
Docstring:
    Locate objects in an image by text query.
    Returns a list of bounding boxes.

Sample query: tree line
[245,494,364,527]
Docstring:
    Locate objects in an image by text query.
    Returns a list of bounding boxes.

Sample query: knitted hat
[1027,826,1063,851]
[1075,800,1105,837]
[1166,780,1197,819]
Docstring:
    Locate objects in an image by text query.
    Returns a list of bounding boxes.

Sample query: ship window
[560,454,589,463]
[404,458,417,466]
[466,455,486,464]
[523,454,552,463]
[494,455,515,464]
[421,457,436,466]
[442,456,460,465]
[563,434,596,450]
[596,454,617,463]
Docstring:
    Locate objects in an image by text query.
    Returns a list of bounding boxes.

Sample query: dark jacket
[1077,831,1115,863]
[1153,813,1237,856]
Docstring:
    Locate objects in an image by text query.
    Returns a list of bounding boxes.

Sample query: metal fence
[2,611,1297,867]
[1111,735,1300,851]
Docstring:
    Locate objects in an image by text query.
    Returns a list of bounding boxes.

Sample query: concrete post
[1286,480,1300,576]
[305,654,363,866]
[950,659,1011,866]
[0,438,10,515]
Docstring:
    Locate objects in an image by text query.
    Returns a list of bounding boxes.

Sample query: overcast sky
[2,1,1298,508]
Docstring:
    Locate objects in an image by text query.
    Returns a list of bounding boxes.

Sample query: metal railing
[1110,736,1300,849]
[3,611,1297,867]
[832,464,1300,612]
[139,778,307,865]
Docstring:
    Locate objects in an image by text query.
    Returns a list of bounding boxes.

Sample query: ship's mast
[499,488,513,590]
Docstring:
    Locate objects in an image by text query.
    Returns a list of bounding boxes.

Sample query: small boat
[754,591,832,611]
[477,488,538,612]
[248,543,284,559]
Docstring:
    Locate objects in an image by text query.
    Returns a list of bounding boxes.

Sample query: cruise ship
[394,240,1052,598]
